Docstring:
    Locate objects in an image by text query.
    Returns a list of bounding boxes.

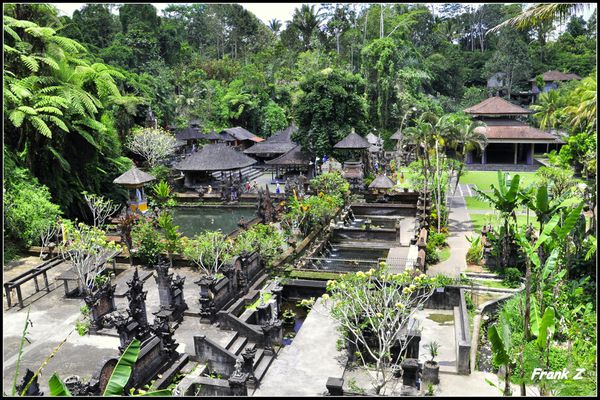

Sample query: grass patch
[437,246,451,263]
[459,171,540,191]
[289,270,342,280]
[469,213,532,233]
[464,196,494,210]
[470,278,512,290]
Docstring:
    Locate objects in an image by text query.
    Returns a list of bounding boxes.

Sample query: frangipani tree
[125,127,178,169]
[59,223,121,296]
[182,231,233,278]
[325,263,444,395]
[82,191,120,228]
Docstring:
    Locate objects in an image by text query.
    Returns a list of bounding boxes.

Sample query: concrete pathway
[427,178,473,278]
[437,370,539,396]
[254,298,346,396]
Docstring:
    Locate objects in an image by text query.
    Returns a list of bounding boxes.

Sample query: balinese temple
[175,126,203,147]
[530,70,581,99]
[174,143,257,189]
[113,166,156,214]
[366,132,383,154]
[464,97,563,167]
[264,144,314,182]
[220,127,264,150]
[334,128,371,188]
[202,130,225,143]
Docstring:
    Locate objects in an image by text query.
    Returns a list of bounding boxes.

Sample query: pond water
[281,300,309,346]
[172,207,257,237]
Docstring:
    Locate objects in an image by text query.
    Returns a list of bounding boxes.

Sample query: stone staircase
[222,331,276,385]
[212,166,264,183]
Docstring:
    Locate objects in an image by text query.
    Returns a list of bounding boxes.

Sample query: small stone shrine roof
[174,143,257,171]
[464,96,532,116]
[333,128,371,149]
[369,174,395,189]
[265,145,311,166]
[113,165,156,186]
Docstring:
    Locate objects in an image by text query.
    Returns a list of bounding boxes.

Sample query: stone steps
[227,335,249,356]
[253,353,275,383]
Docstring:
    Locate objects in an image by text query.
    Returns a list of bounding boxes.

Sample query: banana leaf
[103,339,141,396]
[556,202,584,241]
[536,307,556,350]
[530,297,541,338]
[48,373,72,396]
[488,325,510,366]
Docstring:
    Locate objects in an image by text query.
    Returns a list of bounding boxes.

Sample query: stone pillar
[395,218,402,244]
[196,277,216,323]
[404,331,421,359]
[528,143,534,165]
[228,371,249,396]
[326,377,344,395]
[256,303,271,326]
[154,261,173,310]
[513,143,518,164]
[482,148,486,165]
[401,358,420,387]
[241,347,257,388]
[270,283,283,317]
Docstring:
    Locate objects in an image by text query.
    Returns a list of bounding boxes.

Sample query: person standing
[275,182,281,194]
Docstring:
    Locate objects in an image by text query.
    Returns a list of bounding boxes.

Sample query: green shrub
[465,235,484,265]
[149,165,171,182]
[131,217,163,266]
[425,241,440,265]
[501,267,522,288]
[429,232,447,248]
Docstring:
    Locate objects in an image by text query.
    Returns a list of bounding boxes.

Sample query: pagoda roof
[464,96,532,116]
[174,143,257,171]
[333,128,370,149]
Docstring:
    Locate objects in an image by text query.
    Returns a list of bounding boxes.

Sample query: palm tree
[473,171,522,269]
[448,118,487,196]
[530,89,562,131]
[488,3,589,34]
[268,18,282,35]
[563,75,596,133]
[291,4,322,50]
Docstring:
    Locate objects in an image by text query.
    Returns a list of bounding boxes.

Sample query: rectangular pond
[172,206,257,237]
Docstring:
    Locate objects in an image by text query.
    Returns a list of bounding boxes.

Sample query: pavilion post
[482,148,487,164]
[514,143,518,164]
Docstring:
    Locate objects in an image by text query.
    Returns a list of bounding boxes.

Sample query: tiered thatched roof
[464,97,532,116]
[202,131,223,141]
[265,145,311,166]
[113,166,156,186]
[369,174,395,189]
[175,126,203,141]
[174,143,257,171]
[244,125,297,155]
[221,127,264,143]
[333,128,370,149]
[390,128,403,141]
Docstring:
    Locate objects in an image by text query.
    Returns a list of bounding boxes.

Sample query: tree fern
[30,116,52,137]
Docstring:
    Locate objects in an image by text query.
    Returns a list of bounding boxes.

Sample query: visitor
[245,180,251,192]
[323,154,328,163]
[192,143,196,152]
[207,184,213,194]
[275,182,281,194]
[252,180,258,192]
[399,172,405,185]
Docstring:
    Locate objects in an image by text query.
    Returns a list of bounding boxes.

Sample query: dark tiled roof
[530,70,582,82]
[369,174,395,189]
[113,166,156,185]
[264,145,311,166]
[474,125,564,142]
[175,126,202,141]
[390,128,403,141]
[333,129,370,149]
[202,131,222,141]
[174,143,257,171]
[464,97,532,116]
[220,127,264,142]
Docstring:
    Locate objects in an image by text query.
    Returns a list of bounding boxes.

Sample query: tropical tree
[531,89,563,131]
[473,171,522,269]
[125,127,178,168]
[487,308,516,396]
[182,231,233,278]
[488,4,589,34]
[267,18,282,34]
[327,264,444,395]
[290,4,322,50]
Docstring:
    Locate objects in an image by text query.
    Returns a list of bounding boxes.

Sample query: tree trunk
[504,363,512,396]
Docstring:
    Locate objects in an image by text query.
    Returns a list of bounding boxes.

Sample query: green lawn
[469,213,532,233]
[470,278,512,290]
[464,196,494,211]
[459,171,540,191]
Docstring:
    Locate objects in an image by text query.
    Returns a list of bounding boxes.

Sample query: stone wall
[350,203,417,217]
[333,227,398,242]
[282,279,327,301]
[192,335,237,377]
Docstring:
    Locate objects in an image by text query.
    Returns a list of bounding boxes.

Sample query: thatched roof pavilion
[244,125,297,157]
[390,128,403,141]
[174,143,257,172]
[202,130,223,141]
[113,165,156,187]
[265,145,311,167]
[464,97,532,116]
[175,126,203,142]
[333,128,370,149]
[369,174,395,190]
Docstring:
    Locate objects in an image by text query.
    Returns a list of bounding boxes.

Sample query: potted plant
[425,382,435,396]
[422,341,440,385]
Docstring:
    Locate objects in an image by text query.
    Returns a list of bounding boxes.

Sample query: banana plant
[473,171,522,269]
[48,339,171,396]
[486,308,514,396]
